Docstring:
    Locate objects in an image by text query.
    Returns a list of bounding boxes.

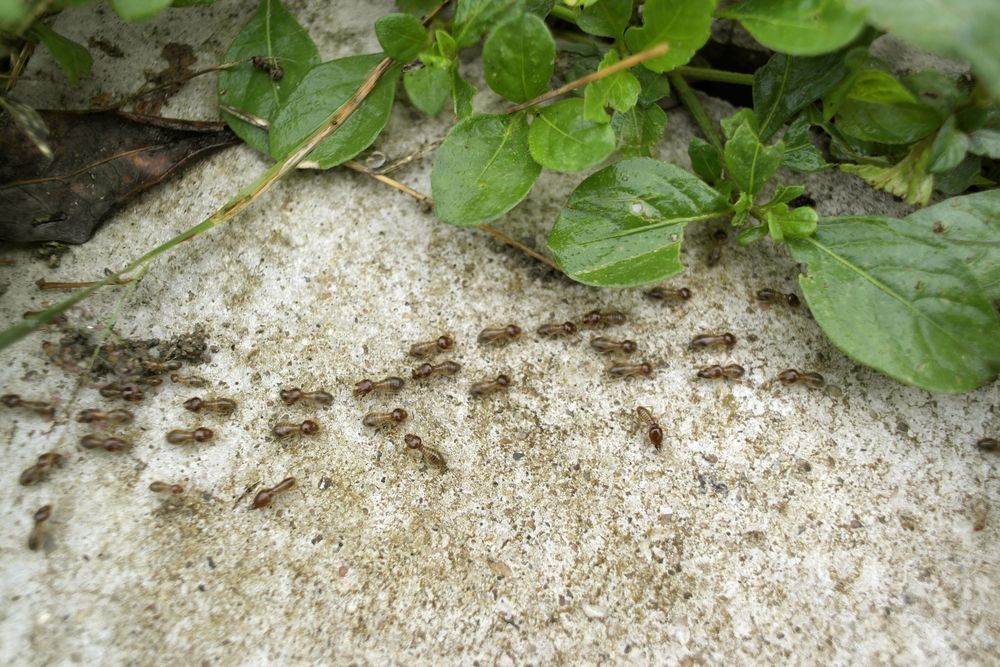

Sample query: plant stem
[676,66,753,86]
[506,42,668,114]
[549,5,578,24]
[668,71,723,154]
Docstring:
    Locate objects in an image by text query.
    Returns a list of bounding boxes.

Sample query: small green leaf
[218,0,320,155]
[375,13,428,62]
[835,69,942,145]
[787,212,1000,392]
[547,158,732,287]
[968,128,1000,159]
[720,108,758,139]
[753,51,850,141]
[583,51,640,123]
[612,104,668,158]
[404,65,451,116]
[770,184,807,205]
[737,223,769,245]
[767,204,818,241]
[435,30,457,59]
[841,141,933,205]
[821,46,869,120]
[688,136,722,183]
[933,156,981,196]
[453,0,519,47]
[929,116,969,173]
[397,0,439,16]
[624,0,715,73]
[783,116,829,172]
[578,0,631,38]
[525,0,555,16]
[482,12,555,103]
[903,70,967,119]
[29,22,92,85]
[0,0,29,30]
[634,67,671,105]
[451,69,476,118]
[724,122,784,196]
[719,0,866,56]
[111,0,172,21]
[269,55,399,167]
[528,98,616,172]
[432,113,541,226]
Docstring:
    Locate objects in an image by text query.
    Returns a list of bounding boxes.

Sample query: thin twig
[676,66,754,86]
[476,225,562,272]
[37,278,134,290]
[506,42,668,114]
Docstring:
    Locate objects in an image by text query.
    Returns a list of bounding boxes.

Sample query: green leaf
[547,158,732,287]
[404,65,451,116]
[525,0,555,16]
[968,128,1000,159]
[753,51,850,142]
[719,0,866,56]
[452,69,476,118]
[929,116,969,173]
[397,0,439,16]
[29,22,92,85]
[724,122,784,196]
[624,0,715,73]
[583,51,640,123]
[821,46,869,120]
[904,191,1000,301]
[783,116,829,172]
[435,29,457,59]
[432,113,541,226]
[528,98,616,172]
[934,156,981,196]
[375,13,428,62]
[613,104,668,158]
[269,55,399,167]
[720,108,758,139]
[787,213,1000,392]
[634,67,671,105]
[903,70,967,119]
[111,0,172,21]
[769,184,807,205]
[841,141,933,206]
[767,204,818,241]
[847,0,1000,96]
[218,0,320,155]
[453,0,519,48]
[578,0,631,38]
[0,0,29,30]
[688,136,722,183]
[737,223,769,245]
[835,69,943,144]
[482,12,555,103]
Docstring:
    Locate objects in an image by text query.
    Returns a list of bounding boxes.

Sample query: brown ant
[688,333,736,350]
[166,427,214,445]
[183,396,237,415]
[1,394,55,418]
[579,310,626,328]
[412,360,461,380]
[27,504,52,551]
[607,361,653,379]
[363,408,408,429]
[776,369,825,388]
[470,374,511,397]
[708,229,726,266]
[170,373,208,388]
[590,337,637,355]
[645,287,691,302]
[977,437,997,452]
[99,383,144,402]
[76,408,134,424]
[124,375,163,387]
[279,388,333,406]
[141,359,182,374]
[536,322,577,337]
[478,324,522,346]
[272,420,320,439]
[756,288,800,308]
[353,376,404,398]
[403,433,447,469]
[696,364,745,380]
[252,477,296,509]
[80,435,132,452]
[251,55,284,81]
[149,481,184,495]
[19,452,63,486]
[635,407,663,451]
[409,335,454,358]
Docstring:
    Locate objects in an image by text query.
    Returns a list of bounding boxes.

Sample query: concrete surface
[1,1,997,665]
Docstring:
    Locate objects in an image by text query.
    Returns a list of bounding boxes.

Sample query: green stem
[549,5,578,24]
[668,71,723,154]
[676,66,753,86]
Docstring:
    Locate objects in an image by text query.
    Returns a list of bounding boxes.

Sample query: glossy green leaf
[688,136,721,183]
[453,0,519,47]
[482,12,555,103]
[547,158,732,287]
[835,70,942,144]
[583,51,640,123]
[624,0,715,73]
[435,30,457,59]
[30,22,92,85]
[432,113,541,226]
[821,46,869,120]
[635,67,671,105]
[841,141,933,205]
[404,65,451,116]
[269,55,399,167]
[578,0,631,38]
[528,99,615,172]
[787,213,1000,392]
[767,204,818,241]
[929,116,969,173]
[111,0,172,21]
[724,122,784,196]
[783,117,829,172]
[613,104,668,158]
[770,184,807,205]
[375,13,428,62]
[720,108,758,139]
[753,51,849,141]
[218,0,320,155]
[968,128,1000,159]
[719,0,866,56]
[452,69,476,118]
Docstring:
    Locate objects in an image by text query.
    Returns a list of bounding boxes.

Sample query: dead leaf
[487,558,513,578]
[136,42,196,116]
[0,110,238,243]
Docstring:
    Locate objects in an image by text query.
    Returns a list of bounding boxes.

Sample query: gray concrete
[1,2,997,665]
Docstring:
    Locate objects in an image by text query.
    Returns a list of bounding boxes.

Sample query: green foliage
[528,98,616,172]
[782,117,828,171]
[583,51,640,123]
[482,12,555,103]
[453,0,519,48]
[396,0,438,16]
[719,0,866,55]
[577,0,631,39]
[834,69,943,144]
[753,51,852,141]
[612,105,667,158]
[724,122,784,196]
[624,0,715,73]
[404,65,451,116]
[110,0,173,21]
[29,22,92,85]
[688,137,722,183]
[375,13,428,62]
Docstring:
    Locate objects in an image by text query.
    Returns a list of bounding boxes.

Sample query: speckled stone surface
[0,2,997,665]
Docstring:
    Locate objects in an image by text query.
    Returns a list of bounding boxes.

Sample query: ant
[696,364,745,380]
[776,369,825,388]
[590,337,637,355]
[409,335,455,358]
[412,360,461,380]
[251,55,284,81]
[76,408,134,425]
[149,481,184,495]
[272,420,320,439]
[536,322,577,337]
[170,373,208,388]
[470,374,511,397]
[252,477,296,509]
[1,394,55,418]
[363,408,408,429]
[99,383,144,402]
[166,427,214,445]
[403,434,447,469]
[607,362,653,379]
[183,397,237,415]
[353,376,404,398]
[20,452,63,486]
[579,310,626,328]
[756,288,800,308]
[81,435,131,452]
[124,375,163,387]
[279,388,333,406]
[635,407,663,451]
[645,287,691,302]
[141,359,182,374]
[707,229,726,267]
[688,333,736,350]
[478,325,522,346]
[977,437,997,452]
[27,505,52,551]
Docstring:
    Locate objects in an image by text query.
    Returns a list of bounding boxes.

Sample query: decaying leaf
[0,110,238,243]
